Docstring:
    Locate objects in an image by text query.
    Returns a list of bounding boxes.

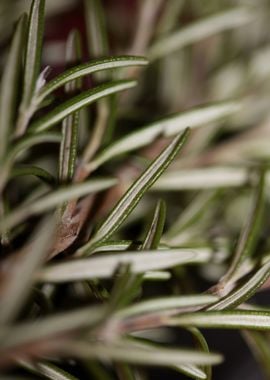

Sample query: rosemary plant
[0,1,270,379]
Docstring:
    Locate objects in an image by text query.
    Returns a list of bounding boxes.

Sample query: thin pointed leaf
[188,328,212,380]
[0,132,61,191]
[149,7,255,60]
[164,191,218,241]
[0,14,27,159]
[16,0,45,136]
[142,199,166,250]
[1,306,105,350]
[208,259,270,311]
[37,56,148,103]
[83,0,112,153]
[118,294,218,318]
[221,170,266,285]
[243,330,270,379]
[89,101,241,170]
[20,360,79,380]
[8,132,62,160]
[84,0,108,60]
[59,30,82,184]
[168,310,270,331]
[80,130,189,254]
[0,178,117,232]
[69,340,223,367]
[37,248,212,283]
[11,165,55,186]
[0,216,56,324]
[152,167,248,191]
[30,80,137,133]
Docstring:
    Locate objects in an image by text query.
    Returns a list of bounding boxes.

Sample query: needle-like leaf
[11,165,55,186]
[0,178,117,231]
[152,167,248,191]
[0,305,105,350]
[16,0,45,136]
[168,310,270,331]
[142,199,166,250]
[0,14,27,159]
[37,56,148,103]
[221,170,266,286]
[37,248,212,283]
[69,339,223,367]
[207,259,270,311]
[149,7,255,60]
[20,360,80,380]
[30,80,137,132]
[0,216,56,324]
[58,30,82,184]
[80,130,189,254]
[118,294,218,318]
[89,101,241,170]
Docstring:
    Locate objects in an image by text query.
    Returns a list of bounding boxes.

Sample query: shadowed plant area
[1,0,270,379]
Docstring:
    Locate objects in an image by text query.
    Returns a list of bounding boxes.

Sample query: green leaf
[37,248,212,283]
[221,170,266,285]
[16,0,45,136]
[188,328,212,380]
[84,0,109,60]
[243,330,270,379]
[89,101,241,170]
[80,130,189,254]
[168,310,270,331]
[11,165,55,186]
[58,30,82,184]
[8,132,62,160]
[142,199,166,250]
[69,339,223,367]
[175,364,206,380]
[118,294,218,318]
[164,191,218,242]
[207,259,270,311]
[0,305,105,350]
[0,216,56,324]
[149,7,255,60]
[82,0,113,153]
[0,132,61,191]
[0,14,27,159]
[0,178,117,232]
[20,360,80,380]
[37,56,148,103]
[30,80,137,133]
[152,167,248,191]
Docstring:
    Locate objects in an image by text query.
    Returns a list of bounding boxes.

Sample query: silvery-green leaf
[0,14,27,159]
[37,56,148,102]
[0,216,56,324]
[69,339,223,367]
[79,131,189,254]
[16,0,45,136]
[0,178,117,231]
[142,199,166,250]
[118,294,218,318]
[37,248,212,283]
[168,310,270,331]
[152,167,248,191]
[1,305,105,350]
[220,170,265,285]
[30,80,137,132]
[149,7,254,60]
[208,259,270,311]
[89,102,241,170]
